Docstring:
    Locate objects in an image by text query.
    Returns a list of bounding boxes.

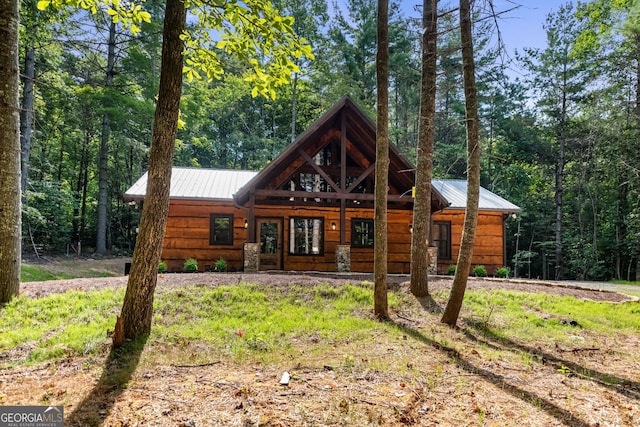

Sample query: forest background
[19,0,640,282]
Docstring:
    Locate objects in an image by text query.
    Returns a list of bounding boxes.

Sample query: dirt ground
[3,258,639,426]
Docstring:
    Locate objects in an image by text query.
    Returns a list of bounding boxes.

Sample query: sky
[396,0,570,77]
[491,1,570,53]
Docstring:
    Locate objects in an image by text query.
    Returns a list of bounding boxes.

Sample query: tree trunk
[555,64,568,281]
[410,0,438,298]
[0,0,21,303]
[97,20,117,255]
[374,0,390,320]
[291,72,297,143]
[635,35,640,282]
[441,0,480,326]
[117,0,186,342]
[20,43,35,193]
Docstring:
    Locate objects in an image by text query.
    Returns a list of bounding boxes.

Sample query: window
[289,217,323,255]
[351,219,374,248]
[433,221,451,260]
[210,214,233,245]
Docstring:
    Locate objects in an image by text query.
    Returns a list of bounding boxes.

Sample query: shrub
[472,265,487,277]
[183,258,198,272]
[215,258,227,272]
[447,264,456,275]
[495,267,509,278]
[158,261,167,273]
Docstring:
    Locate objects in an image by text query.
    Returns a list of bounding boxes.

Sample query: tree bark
[441,0,480,326]
[635,35,640,282]
[410,0,438,298]
[97,20,117,254]
[117,0,186,342]
[20,43,35,193]
[554,62,568,281]
[0,0,21,303]
[374,0,389,320]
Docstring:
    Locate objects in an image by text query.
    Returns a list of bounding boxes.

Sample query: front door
[258,218,282,270]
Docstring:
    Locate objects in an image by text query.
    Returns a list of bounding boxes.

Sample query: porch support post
[248,189,256,242]
[340,108,347,245]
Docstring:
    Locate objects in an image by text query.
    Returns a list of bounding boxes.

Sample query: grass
[458,289,640,342]
[20,264,76,282]
[1,280,637,371]
[610,279,640,286]
[21,262,115,282]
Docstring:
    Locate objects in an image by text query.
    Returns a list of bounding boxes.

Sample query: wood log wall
[432,210,506,275]
[161,200,506,275]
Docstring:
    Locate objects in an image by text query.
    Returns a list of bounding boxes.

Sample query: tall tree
[0,0,21,303]
[96,19,117,254]
[20,20,35,192]
[273,0,328,142]
[441,0,481,326]
[117,0,311,341]
[374,0,390,319]
[117,0,186,341]
[576,0,640,281]
[410,0,438,298]
[519,3,588,280]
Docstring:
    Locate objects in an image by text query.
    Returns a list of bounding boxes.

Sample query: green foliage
[38,0,151,35]
[22,181,76,253]
[447,264,456,275]
[180,0,314,99]
[472,265,487,277]
[183,258,198,273]
[495,267,510,278]
[158,261,167,274]
[214,258,227,272]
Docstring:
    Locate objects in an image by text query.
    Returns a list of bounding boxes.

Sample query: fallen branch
[556,347,600,353]
[172,361,222,368]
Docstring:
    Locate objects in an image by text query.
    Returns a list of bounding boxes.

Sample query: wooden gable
[234,95,447,211]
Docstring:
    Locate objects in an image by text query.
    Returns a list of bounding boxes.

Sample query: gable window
[290,217,323,255]
[351,219,374,248]
[433,221,451,260]
[210,214,233,245]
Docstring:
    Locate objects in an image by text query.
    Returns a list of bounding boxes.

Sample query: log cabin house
[124,96,521,275]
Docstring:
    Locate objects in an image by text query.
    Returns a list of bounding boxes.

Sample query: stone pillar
[244,242,259,272]
[427,247,438,274]
[336,245,351,272]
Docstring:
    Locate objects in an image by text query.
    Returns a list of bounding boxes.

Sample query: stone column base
[428,247,438,274]
[244,242,259,272]
[336,245,351,272]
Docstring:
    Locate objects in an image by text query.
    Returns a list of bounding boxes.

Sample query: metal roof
[125,168,521,213]
[432,179,522,213]
[124,167,258,201]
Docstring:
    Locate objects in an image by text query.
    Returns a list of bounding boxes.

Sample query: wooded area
[14,0,640,282]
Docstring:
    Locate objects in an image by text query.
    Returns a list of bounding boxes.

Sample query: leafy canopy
[38,0,314,99]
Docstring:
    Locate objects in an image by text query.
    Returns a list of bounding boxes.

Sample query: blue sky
[395,0,570,77]
[491,1,570,53]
